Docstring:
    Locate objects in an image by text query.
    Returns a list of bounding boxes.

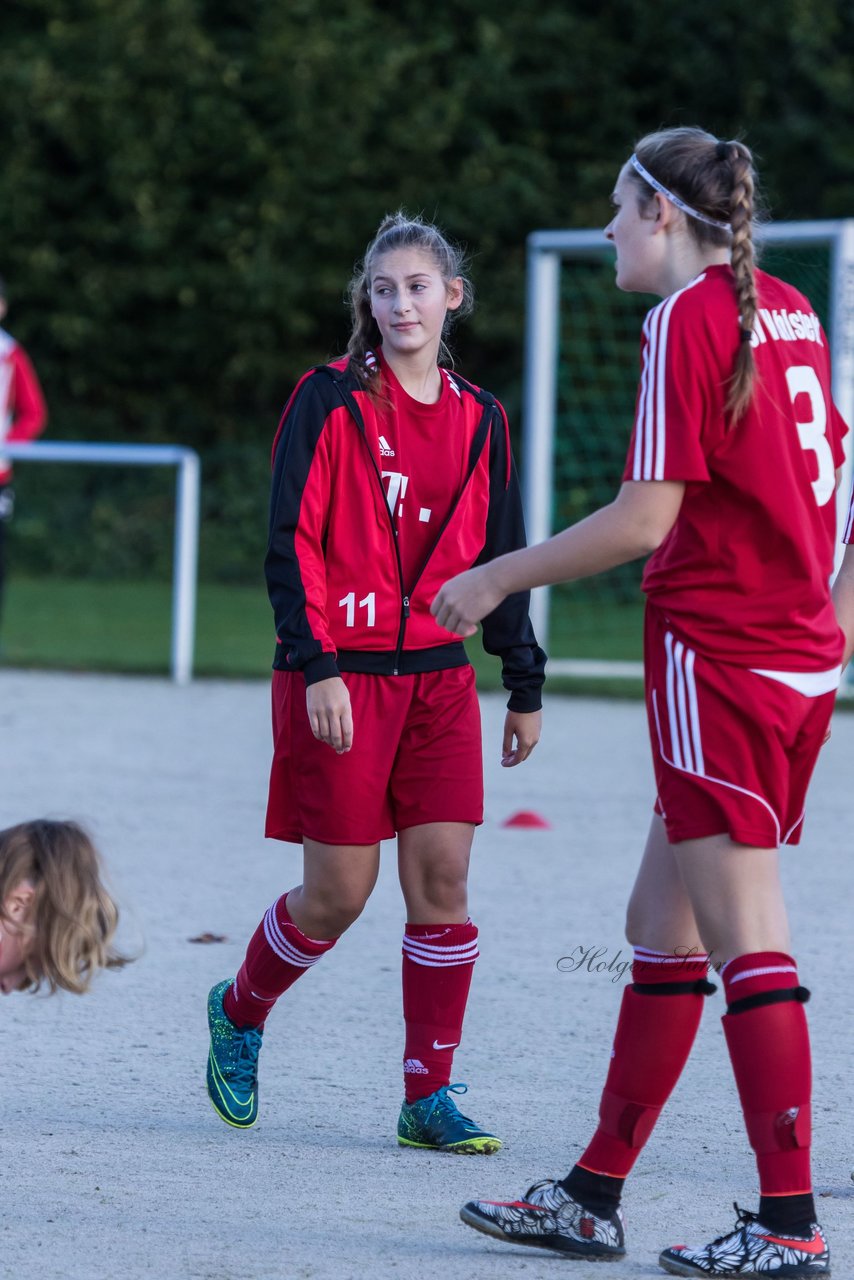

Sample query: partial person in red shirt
[204,212,545,1153]
[0,276,47,624]
[436,129,844,1276]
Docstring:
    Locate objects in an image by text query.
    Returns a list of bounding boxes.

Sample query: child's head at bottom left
[0,818,130,995]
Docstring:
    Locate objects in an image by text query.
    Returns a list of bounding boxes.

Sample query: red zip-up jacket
[0,327,47,485]
[265,357,546,713]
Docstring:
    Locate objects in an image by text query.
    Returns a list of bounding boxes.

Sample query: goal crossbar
[0,440,201,684]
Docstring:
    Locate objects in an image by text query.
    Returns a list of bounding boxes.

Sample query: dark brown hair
[628,126,761,420]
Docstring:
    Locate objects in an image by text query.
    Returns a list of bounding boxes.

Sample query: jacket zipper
[332,376,491,674]
[358,434,410,672]
[391,404,492,671]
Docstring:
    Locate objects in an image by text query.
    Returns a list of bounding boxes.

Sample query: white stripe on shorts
[664,632,704,774]
[749,666,840,697]
[652,634,784,846]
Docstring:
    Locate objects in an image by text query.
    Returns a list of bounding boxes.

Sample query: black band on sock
[758,1191,816,1238]
[560,1165,624,1216]
[632,978,717,997]
[727,985,810,1017]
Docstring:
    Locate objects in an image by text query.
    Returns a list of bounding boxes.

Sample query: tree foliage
[2,0,853,578]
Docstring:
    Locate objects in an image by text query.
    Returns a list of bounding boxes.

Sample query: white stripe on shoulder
[632,274,707,481]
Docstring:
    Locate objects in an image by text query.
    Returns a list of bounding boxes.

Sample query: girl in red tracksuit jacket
[0,276,47,623]
[205,212,546,1153]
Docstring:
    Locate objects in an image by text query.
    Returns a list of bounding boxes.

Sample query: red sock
[577,947,713,1178]
[722,952,812,1195]
[402,919,479,1103]
[223,892,336,1028]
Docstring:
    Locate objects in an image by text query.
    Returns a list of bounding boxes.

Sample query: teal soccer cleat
[397,1083,502,1154]
[206,979,264,1129]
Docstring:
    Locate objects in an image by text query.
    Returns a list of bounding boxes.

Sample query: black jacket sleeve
[476,407,547,712]
[265,373,341,684]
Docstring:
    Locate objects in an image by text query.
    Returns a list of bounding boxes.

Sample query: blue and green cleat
[397,1083,502,1154]
[206,978,264,1129]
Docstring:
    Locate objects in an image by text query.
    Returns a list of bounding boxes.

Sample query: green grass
[1,575,646,694]
[549,592,644,661]
[4,576,273,678]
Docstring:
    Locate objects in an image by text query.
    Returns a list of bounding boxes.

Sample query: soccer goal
[0,440,200,684]
[522,220,854,681]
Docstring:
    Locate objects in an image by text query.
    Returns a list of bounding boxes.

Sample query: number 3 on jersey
[786,364,835,507]
[339,591,376,627]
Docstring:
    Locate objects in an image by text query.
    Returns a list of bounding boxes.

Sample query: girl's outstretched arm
[431,480,685,636]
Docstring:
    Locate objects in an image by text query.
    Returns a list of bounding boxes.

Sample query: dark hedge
[2,0,853,579]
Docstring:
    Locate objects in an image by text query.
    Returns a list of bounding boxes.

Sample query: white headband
[629,154,732,233]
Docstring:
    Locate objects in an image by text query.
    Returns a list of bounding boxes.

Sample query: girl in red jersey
[206,212,545,1152]
[0,276,47,627]
[437,129,845,1274]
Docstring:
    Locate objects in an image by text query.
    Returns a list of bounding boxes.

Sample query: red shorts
[644,605,836,849]
[266,666,484,845]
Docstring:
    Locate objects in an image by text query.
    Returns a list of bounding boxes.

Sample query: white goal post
[522,219,854,681]
[0,441,201,685]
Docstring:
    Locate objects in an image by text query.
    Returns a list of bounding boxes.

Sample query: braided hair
[628,127,761,421]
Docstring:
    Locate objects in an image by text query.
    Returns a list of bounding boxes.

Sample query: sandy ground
[1,669,852,1280]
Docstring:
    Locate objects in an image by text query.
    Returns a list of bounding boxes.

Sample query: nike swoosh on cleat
[432,1040,459,1050]
[758,1232,826,1254]
[209,1052,254,1113]
[483,1200,546,1211]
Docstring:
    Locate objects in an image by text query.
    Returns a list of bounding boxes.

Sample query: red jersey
[623,265,847,671]
[0,327,47,484]
[374,349,471,590]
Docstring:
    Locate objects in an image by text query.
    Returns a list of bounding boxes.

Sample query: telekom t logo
[382,471,432,524]
[383,471,408,517]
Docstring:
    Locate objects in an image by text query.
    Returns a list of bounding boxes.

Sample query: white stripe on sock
[264,905,323,968]
[402,937,479,967]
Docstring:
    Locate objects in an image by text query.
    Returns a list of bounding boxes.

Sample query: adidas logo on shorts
[403,1058,429,1074]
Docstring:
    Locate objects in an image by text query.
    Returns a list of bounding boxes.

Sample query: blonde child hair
[0,819,130,994]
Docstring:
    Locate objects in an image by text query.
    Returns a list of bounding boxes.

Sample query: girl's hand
[306,677,353,754]
[431,564,505,636]
[502,710,542,767]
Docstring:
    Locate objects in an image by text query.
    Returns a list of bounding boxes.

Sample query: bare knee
[398,824,473,922]
[624,889,704,955]
[400,857,469,922]
[288,882,371,939]
[625,896,651,949]
[418,864,468,917]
